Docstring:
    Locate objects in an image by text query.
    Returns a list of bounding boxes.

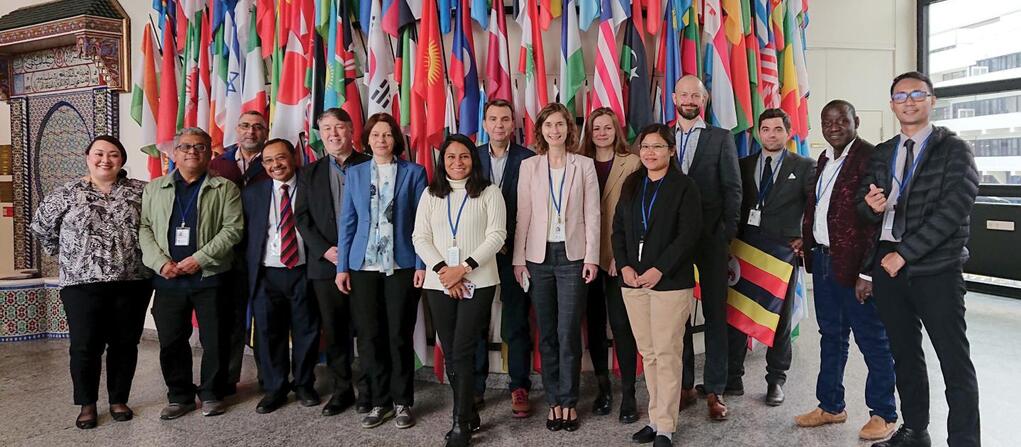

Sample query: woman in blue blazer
[336,112,427,430]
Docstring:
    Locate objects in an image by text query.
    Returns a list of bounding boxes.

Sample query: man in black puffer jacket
[857,71,980,447]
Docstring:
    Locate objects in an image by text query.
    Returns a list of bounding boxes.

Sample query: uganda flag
[725,231,796,347]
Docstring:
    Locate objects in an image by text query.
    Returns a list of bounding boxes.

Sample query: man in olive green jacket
[139,128,243,420]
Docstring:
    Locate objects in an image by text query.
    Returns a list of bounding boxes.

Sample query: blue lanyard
[890,135,930,196]
[814,156,846,205]
[640,176,664,240]
[677,127,699,170]
[547,156,566,219]
[174,177,204,227]
[756,150,786,207]
[446,191,470,242]
[271,183,297,232]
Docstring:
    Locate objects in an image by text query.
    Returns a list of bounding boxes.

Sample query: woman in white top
[412,134,506,447]
[513,103,601,432]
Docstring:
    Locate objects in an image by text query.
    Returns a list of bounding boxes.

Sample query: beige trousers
[622,287,693,433]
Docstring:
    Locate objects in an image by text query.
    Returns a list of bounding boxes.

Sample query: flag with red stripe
[724,232,796,347]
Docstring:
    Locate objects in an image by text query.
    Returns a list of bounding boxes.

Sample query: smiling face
[173,133,213,175]
[673,77,706,120]
[759,117,791,152]
[261,141,296,182]
[319,115,352,159]
[368,121,395,159]
[820,105,859,150]
[444,142,473,181]
[541,111,569,148]
[236,113,268,152]
[639,132,675,172]
[483,105,514,143]
[890,78,935,128]
[591,114,617,150]
[86,140,124,182]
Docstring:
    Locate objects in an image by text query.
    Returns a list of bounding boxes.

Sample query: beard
[678,106,701,120]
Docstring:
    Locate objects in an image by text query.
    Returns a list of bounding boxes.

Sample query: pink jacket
[513,152,601,265]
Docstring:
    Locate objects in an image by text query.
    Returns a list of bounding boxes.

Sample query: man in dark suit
[729,108,815,407]
[242,138,321,414]
[859,71,979,447]
[473,99,536,418]
[295,108,372,416]
[795,100,897,441]
[672,75,742,421]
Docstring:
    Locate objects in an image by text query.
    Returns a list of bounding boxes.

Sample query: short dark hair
[239,110,267,122]
[318,107,352,123]
[822,99,857,117]
[483,99,514,117]
[263,138,296,155]
[636,123,677,149]
[428,134,492,199]
[758,108,792,133]
[890,71,933,95]
[362,112,406,157]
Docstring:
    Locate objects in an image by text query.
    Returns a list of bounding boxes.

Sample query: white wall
[0,0,917,275]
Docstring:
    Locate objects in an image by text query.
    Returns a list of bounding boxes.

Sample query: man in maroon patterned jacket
[794,100,897,442]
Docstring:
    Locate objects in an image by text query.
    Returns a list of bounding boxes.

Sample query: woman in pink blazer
[513,103,600,432]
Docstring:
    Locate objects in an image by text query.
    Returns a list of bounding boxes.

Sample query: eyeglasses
[639,144,670,151]
[891,90,931,104]
[174,143,209,154]
[237,123,267,131]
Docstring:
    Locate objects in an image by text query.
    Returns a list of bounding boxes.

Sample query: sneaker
[859,415,897,440]
[361,406,395,429]
[394,405,415,429]
[510,388,530,418]
[794,407,847,427]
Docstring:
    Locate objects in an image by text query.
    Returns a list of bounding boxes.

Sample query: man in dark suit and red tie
[242,138,321,414]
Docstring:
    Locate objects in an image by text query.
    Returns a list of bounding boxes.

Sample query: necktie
[893,139,916,239]
[759,156,774,205]
[901,139,916,186]
[279,184,298,269]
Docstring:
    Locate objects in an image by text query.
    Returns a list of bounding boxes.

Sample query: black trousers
[311,278,370,401]
[873,242,980,446]
[682,230,731,394]
[585,269,638,392]
[349,269,420,407]
[727,261,796,387]
[225,264,257,388]
[60,280,152,405]
[474,251,532,393]
[427,287,496,424]
[252,267,321,395]
[153,285,230,403]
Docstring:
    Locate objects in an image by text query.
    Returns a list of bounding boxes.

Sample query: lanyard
[640,176,664,240]
[174,178,204,227]
[677,127,699,170]
[446,191,470,245]
[271,183,297,232]
[756,150,786,207]
[814,156,846,205]
[547,156,566,220]
[890,135,930,196]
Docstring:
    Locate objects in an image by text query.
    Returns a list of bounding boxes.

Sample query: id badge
[638,240,644,262]
[446,246,461,266]
[552,221,565,240]
[747,208,762,227]
[175,226,191,246]
[882,209,895,231]
[268,234,281,257]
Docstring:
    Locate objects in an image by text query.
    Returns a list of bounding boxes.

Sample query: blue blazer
[241,178,299,295]
[337,158,427,272]
[476,142,535,248]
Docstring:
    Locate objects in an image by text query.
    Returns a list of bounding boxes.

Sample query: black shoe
[356,398,373,414]
[619,392,639,424]
[322,391,355,416]
[110,404,134,422]
[361,406,396,429]
[76,404,98,429]
[256,392,288,414]
[546,407,563,432]
[445,422,473,447]
[562,407,579,432]
[871,426,932,447]
[631,426,656,444]
[445,412,481,440]
[160,402,196,420]
[765,383,785,406]
[653,435,673,447]
[593,375,612,416]
[296,387,321,407]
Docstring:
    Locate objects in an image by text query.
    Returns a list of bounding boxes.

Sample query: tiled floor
[1,291,1016,446]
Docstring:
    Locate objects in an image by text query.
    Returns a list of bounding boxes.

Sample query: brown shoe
[706,393,728,421]
[858,415,897,440]
[510,388,530,418]
[678,388,698,412]
[794,407,848,427]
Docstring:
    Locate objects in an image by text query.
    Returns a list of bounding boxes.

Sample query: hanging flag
[703,0,737,131]
[132,23,163,178]
[180,1,204,128]
[485,0,512,102]
[725,0,753,134]
[658,0,683,126]
[778,0,802,151]
[725,231,797,348]
[324,0,344,110]
[156,10,181,155]
[438,0,453,34]
[590,0,627,128]
[382,0,415,36]
[451,0,481,138]
[516,0,550,146]
[470,0,489,28]
[269,0,314,144]
[578,0,598,31]
[414,0,447,179]
[256,0,275,58]
[756,0,780,110]
[645,0,662,36]
[216,0,245,148]
[559,0,585,111]
[365,0,395,115]
[242,0,268,117]
[680,0,700,77]
[476,86,489,143]
[620,2,650,141]
[197,6,213,132]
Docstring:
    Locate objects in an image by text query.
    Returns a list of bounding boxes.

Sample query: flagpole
[149,15,162,53]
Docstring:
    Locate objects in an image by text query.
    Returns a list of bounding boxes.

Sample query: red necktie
[279,184,298,269]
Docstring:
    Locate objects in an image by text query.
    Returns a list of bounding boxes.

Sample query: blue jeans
[812,248,897,421]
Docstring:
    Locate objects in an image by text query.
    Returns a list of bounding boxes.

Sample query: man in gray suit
[729,108,816,407]
[673,75,743,421]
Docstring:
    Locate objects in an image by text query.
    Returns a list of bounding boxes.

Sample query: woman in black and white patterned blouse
[30,136,153,429]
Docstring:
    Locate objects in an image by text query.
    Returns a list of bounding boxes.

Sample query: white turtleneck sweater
[412,178,507,291]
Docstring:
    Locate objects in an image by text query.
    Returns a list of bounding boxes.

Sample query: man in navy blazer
[242,138,321,414]
[473,99,536,417]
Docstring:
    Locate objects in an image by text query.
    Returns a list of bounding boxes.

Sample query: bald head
[673,75,708,120]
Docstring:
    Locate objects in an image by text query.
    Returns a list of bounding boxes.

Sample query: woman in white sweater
[412,134,507,447]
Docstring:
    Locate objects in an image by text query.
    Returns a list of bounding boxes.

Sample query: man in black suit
[473,99,536,418]
[859,71,979,447]
[729,108,815,407]
[295,108,372,416]
[672,75,742,421]
[242,139,321,414]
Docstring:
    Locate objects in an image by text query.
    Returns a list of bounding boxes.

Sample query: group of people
[31,70,980,447]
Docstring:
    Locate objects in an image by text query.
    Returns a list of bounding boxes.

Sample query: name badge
[446,246,461,266]
[552,219,565,241]
[268,234,281,257]
[638,240,645,262]
[175,226,191,246]
[883,209,896,231]
[748,209,762,227]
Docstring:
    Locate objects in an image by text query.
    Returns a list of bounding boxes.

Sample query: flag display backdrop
[133,0,811,373]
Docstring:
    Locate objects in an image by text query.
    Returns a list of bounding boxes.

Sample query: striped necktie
[279,184,298,269]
